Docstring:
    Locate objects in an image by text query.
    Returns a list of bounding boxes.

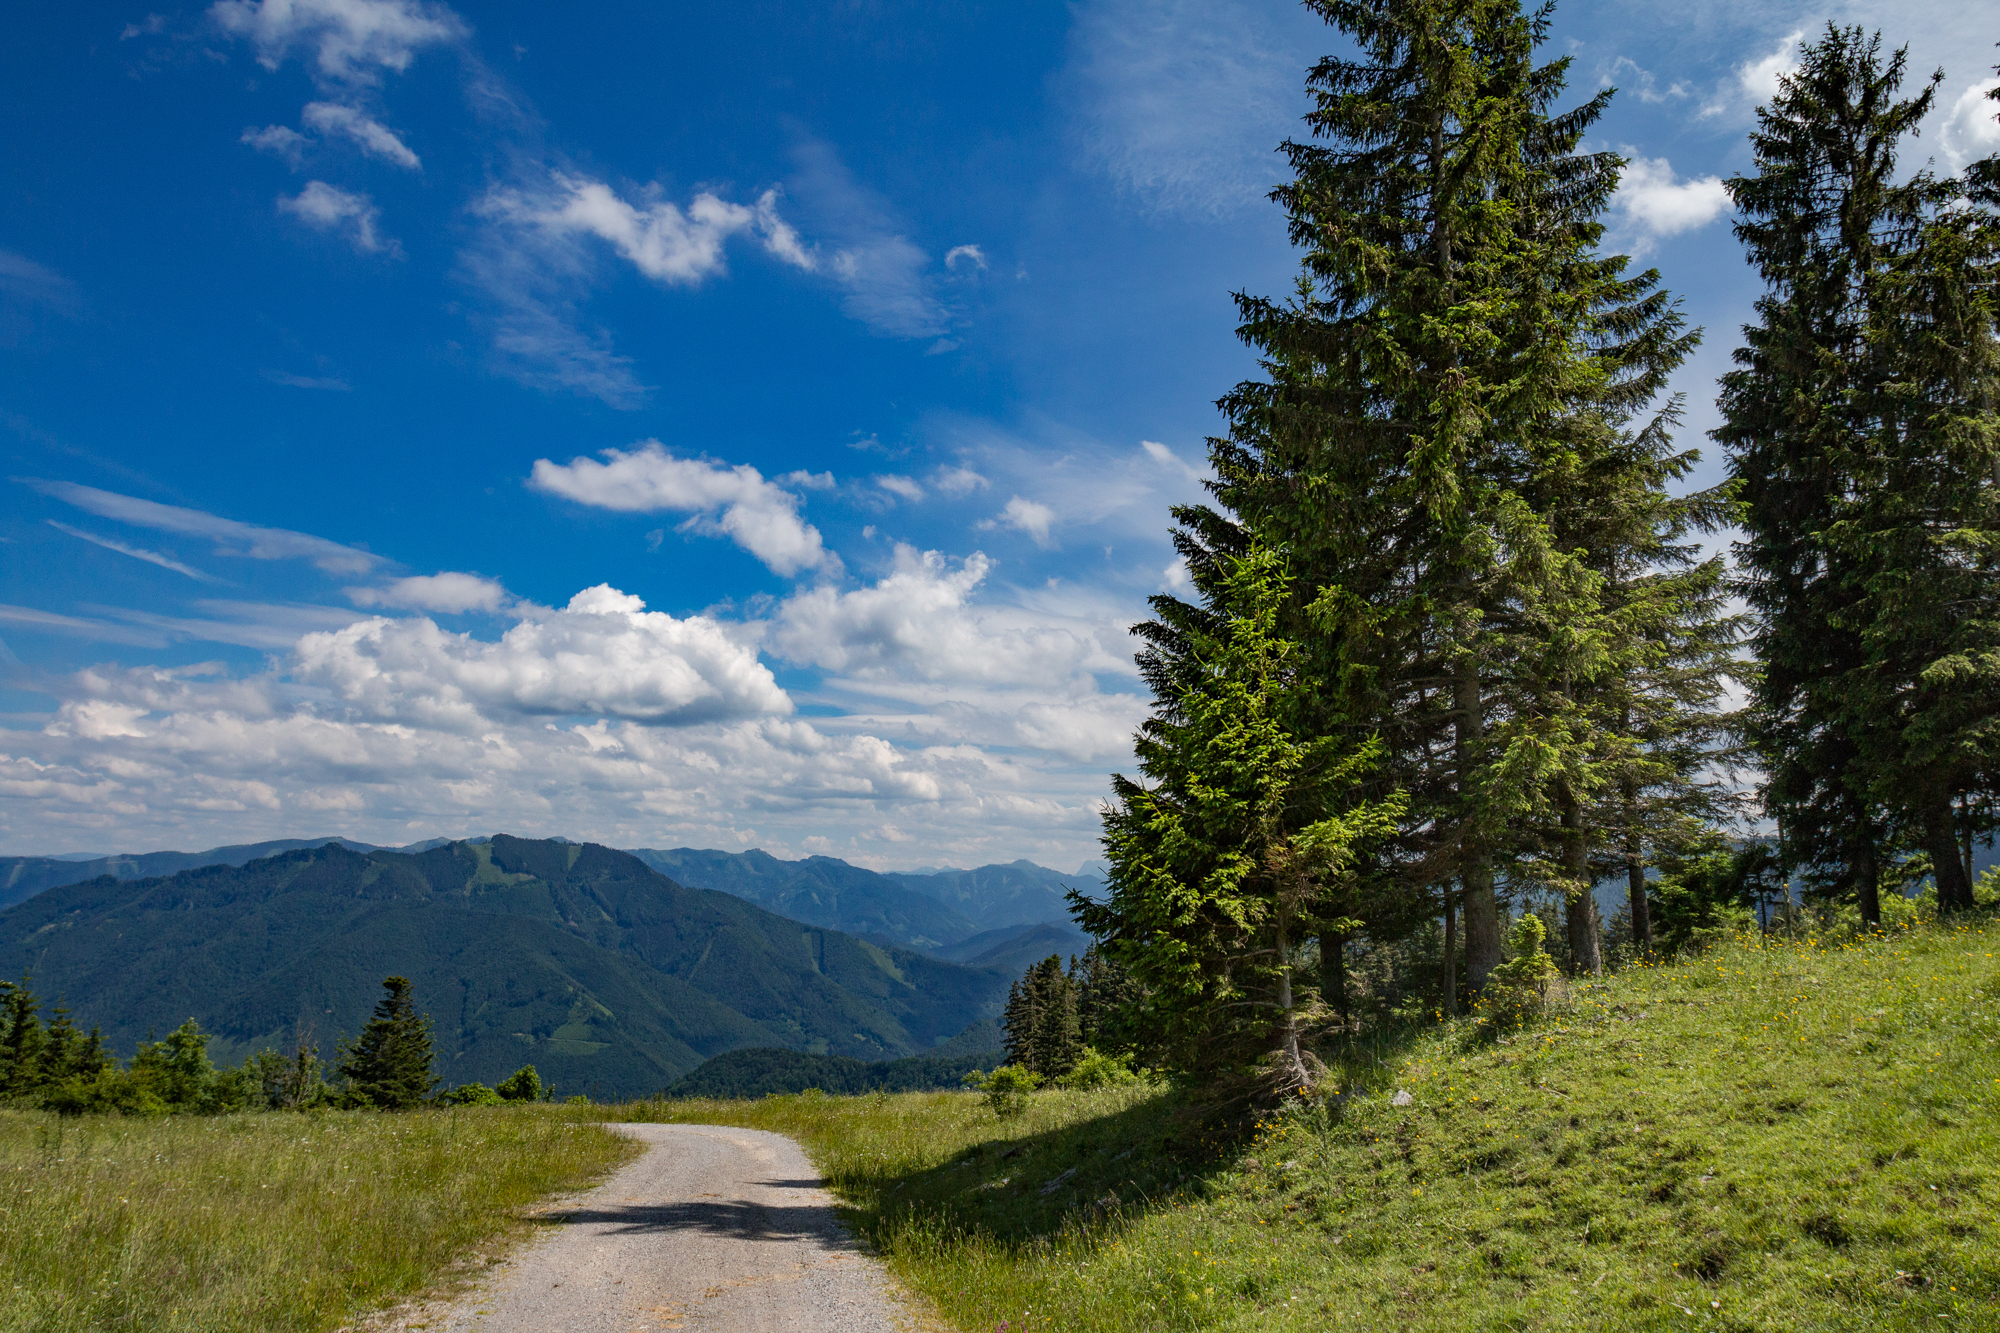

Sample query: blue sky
[3,0,1996,866]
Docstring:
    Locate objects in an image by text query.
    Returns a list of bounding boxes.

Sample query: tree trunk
[1622,779,1652,950]
[1441,886,1457,1017]
[1853,830,1881,927]
[1925,800,1976,912]
[1319,931,1349,1032]
[1274,922,1309,1090]
[1560,791,1602,976]
[1456,656,1501,988]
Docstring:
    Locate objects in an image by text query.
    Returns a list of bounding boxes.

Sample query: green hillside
[625,914,2000,1330]
[0,836,1011,1098]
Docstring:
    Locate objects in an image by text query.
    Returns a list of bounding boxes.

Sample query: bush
[495,1065,544,1102]
[1053,1046,1141,1090]
[440,1082,505,1106]
[40,1066,168,1117]
[1481,914,1560,1027]
[962,1064,1040,1117]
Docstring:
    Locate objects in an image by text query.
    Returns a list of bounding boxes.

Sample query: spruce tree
[1720,27,2000,915]
[1083,549,1403,1094]
[1141,0,1711,995]
[1003,956,1082,1077]
[338,976,438,1109]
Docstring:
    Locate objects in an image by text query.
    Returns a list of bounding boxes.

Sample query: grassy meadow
[610,913,2000,1332]
[0,1107,637,1333]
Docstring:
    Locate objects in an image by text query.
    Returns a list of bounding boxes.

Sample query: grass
[0,1106,638,1333]
[607,913,2000,1331]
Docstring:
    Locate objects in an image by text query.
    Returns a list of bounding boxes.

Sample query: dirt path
[403,1123,920,1333]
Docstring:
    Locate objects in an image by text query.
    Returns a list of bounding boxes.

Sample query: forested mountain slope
[0,836,1010,1098]
[625,846,980,949]
[0,837,384,911]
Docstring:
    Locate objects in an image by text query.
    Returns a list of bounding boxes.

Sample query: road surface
[397,1123,920,1333]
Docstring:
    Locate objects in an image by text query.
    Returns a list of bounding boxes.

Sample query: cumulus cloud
[1941,77,2000,171]
[27,481,382,575]
[934,466,988,496]
[301,101,421,168]
[875,475,925,503]
[983,496,1057,546]
[1737,30,1804,101]
[486,175,815,286]
[294,584,789,728]
[1612,155,1730,249]
[346,572,510,614]
[278,181,397,255]
[210,0,467,86]
[765,545,1145,761]
[529,441,835,577]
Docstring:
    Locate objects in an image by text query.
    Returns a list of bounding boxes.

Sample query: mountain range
[0,836,1022,1099]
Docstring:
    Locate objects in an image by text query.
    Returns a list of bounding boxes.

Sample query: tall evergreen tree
[1720,27,2000,916]
[1002,956,1082,1077]
[1134,0,1714,995]
[338,976,438,1110]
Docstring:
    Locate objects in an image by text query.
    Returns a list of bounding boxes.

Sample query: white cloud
[242,123,309,166]
[984,496,1057,546]
[278,181,397,255]
[488,175,814,287]
[301,101,421,168]
[210,0,467,86]
[765,545,1145,761]
[1613,155,1730,249]
[294,585,789,728]
[1140,439,1203,481]
[263,369,350,390]
[346,572,510,614]
[529,441,835,577]
[28,481,383,575]
[875,475,925,503]
[944,244,987,271]
[47,521,219,583]
[1599,56,1690,105]
[1941,77,2000,171]
[1063,0,1318,216]
[1738,30,1804,101]
[934,466,988,496]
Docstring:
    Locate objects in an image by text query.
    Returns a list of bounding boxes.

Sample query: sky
[2,0,1996,867]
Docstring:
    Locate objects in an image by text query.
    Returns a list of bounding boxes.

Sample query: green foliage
[963,1064,1041,1118]
[1002,955,1082,1077]
[1086,547,1403,1094]
[441,1082,505,1106]
[1052,1046,1142,1091]
[1721,25,2000,920]
[337,977,438,1111]
[663,1047,1003,1099]
[494,1064,544,1102]
[1478,914,1562,1027]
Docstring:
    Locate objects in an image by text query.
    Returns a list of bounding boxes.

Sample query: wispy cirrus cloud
[47,521,220,582]
[27,480,384,575]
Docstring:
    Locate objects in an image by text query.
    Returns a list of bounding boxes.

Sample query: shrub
[1481,914,1561,1026]
[495,1065,544,1102]
[1053,1046,1141,1090]
[441,1082,505,1106]
[963,1064,1041,1117]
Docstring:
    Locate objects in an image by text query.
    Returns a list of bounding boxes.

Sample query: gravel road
[405,1123,918,1333]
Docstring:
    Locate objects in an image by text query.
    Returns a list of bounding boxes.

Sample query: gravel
[403,1123,915,1333]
